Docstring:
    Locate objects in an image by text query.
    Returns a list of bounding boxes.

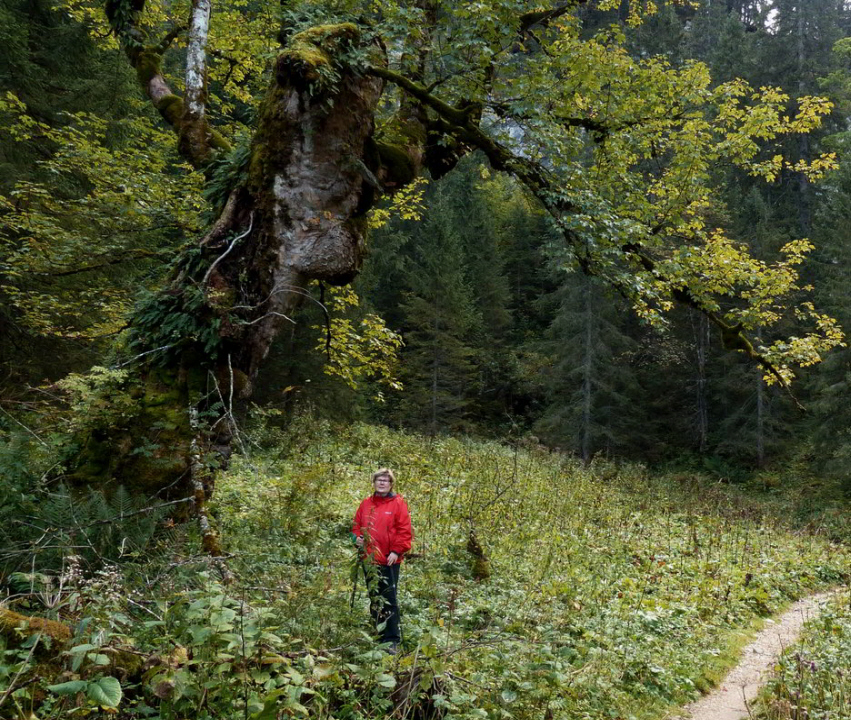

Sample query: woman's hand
[387,552,398,565]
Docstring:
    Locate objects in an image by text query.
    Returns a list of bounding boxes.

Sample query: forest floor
[6,422,850,719]
[673,589,839,720]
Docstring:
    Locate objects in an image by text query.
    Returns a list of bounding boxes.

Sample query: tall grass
[210,419,850,719]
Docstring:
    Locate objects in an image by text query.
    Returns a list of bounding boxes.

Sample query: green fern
[1,484,170,572]
[203,136,252,221]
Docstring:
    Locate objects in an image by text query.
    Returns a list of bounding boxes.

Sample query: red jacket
[352,492,413,565]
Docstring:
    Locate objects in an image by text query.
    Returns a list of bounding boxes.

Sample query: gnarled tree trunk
[67,26,392,515]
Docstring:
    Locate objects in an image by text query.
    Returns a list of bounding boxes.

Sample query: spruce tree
[535,273,640,461]
[393,183,482,434]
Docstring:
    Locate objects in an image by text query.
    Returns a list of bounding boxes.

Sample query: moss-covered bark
[0,607,72,644]
[65,24,389,503]
[66,365,200,496]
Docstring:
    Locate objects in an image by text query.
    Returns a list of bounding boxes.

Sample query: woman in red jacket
[352,468,413,653]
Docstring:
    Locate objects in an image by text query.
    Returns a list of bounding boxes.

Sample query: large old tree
[1,0,844,539]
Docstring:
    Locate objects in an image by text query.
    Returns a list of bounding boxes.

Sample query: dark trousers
[365,563,401,645]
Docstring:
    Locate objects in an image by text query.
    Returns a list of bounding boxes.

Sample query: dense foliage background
[245,1,851,478]
[2,0,851,718]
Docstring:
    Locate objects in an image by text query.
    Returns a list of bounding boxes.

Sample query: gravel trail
[671,590,838,720]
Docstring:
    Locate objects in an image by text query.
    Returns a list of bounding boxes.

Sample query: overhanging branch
[371,63,798,397]
[519,0,589,33]
[367,65,557,197]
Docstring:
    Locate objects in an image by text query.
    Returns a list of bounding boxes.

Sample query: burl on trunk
[68,26,385,506]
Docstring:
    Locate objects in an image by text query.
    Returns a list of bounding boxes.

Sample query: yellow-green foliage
[37,0,845,384]
[56,366,135,434]
[310,285,403,399]
[367,176,429,230]
[0,99,203,342]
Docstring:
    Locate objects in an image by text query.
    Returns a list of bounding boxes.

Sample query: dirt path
[671,590,838,720]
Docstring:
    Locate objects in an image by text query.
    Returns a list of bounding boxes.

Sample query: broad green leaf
[69,643,96,654]
[377,673,396,688]
[86,676,122,708]
[48,680,88,695]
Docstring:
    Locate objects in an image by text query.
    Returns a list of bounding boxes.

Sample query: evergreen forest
[2,0,851,718]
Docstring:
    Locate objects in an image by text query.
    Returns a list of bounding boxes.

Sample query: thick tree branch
[372,64,797,396]
[621,243,796,394]
[368,65,560,199]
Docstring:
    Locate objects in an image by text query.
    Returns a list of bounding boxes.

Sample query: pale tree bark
[182,0,213,162]
[185,0,211,120]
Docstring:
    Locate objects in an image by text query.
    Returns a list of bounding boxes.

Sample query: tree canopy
[0,0,845,498]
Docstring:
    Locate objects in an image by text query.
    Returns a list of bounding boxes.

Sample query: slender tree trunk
[797,2,811,235]
[431,311,439,436]
[182,0,213,162]
[580,279,593,465]
[755,327,765,467]
[694,312,709,454]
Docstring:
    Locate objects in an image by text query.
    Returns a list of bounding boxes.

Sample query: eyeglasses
[374,477,391,483]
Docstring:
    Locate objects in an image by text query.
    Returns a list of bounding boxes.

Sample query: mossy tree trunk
[67,21,429,517]
[67,0,802,517]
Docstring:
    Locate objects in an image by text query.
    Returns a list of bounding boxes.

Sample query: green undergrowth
[1,419,849,720]
[757,590,851,720]
[205,419,849,720]
[663,452,851,545]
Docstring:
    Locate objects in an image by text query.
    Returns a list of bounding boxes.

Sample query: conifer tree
[799,134,851,491]
[0,0,159,392]
[395,184,481,434]
[535,273,640,461]
[442,162,518,425]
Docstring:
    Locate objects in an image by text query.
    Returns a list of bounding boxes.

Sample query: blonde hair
[372,468,395,484]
